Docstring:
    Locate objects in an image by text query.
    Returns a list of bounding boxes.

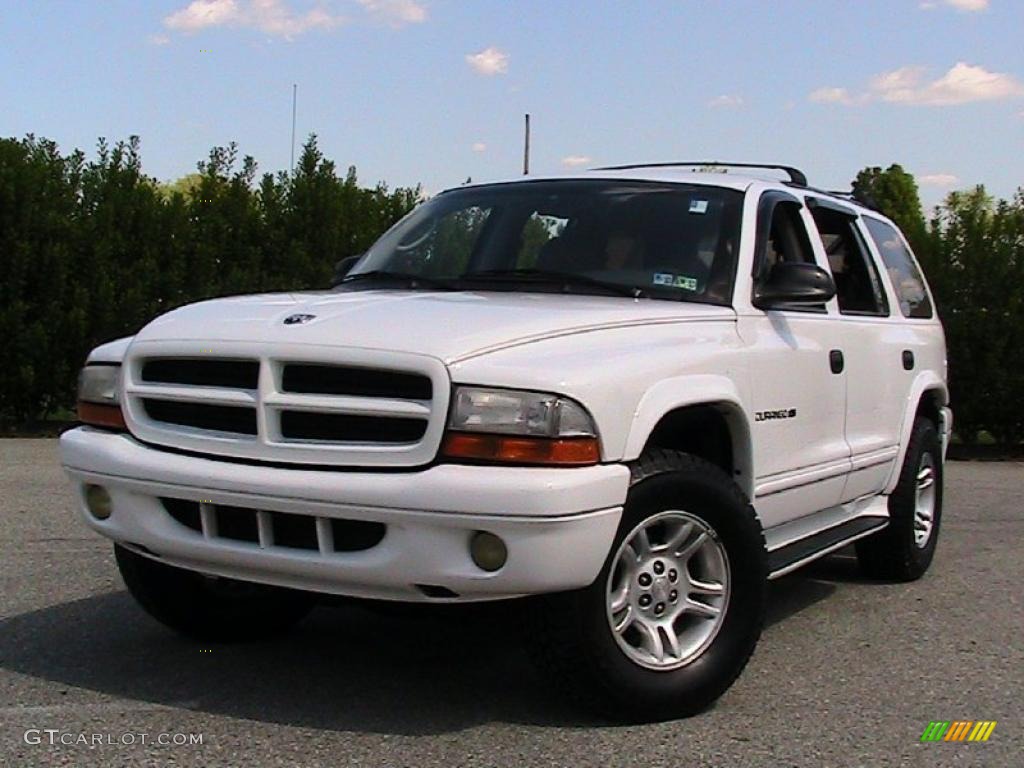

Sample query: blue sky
[3,0,1022,207]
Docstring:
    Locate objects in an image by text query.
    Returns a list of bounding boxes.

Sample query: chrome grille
[123,341,449,467]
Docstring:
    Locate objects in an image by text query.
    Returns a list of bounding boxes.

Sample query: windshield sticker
[674,275,698,290]
[653,272,675,286]
[689,200,709,215]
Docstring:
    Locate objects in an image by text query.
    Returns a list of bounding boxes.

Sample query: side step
[767,516,888,579]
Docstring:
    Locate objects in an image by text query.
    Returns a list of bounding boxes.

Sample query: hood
[135,289,735,363]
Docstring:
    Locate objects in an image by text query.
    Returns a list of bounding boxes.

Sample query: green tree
[852,164,929,258]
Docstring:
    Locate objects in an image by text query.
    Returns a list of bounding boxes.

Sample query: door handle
[902,350,915,370]
[829,349,844,374]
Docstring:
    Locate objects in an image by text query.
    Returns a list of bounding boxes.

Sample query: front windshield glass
[346,179,744,304]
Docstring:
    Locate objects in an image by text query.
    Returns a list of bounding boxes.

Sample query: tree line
[0,138,1021,446]
[0,134,420,422]
[854,165,1024,447]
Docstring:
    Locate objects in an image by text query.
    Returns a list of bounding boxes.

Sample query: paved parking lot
[1,439,1020,767]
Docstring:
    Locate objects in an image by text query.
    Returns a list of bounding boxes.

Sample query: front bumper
[60,428,629,601]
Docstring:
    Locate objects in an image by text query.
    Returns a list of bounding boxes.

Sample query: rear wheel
[524,450,767,721]
[856,417,943,581]
[115,544,315,641]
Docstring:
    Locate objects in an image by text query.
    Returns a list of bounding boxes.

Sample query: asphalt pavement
[1,439,1020,767]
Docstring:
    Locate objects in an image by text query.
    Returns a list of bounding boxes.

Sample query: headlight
[448,387,596,437]
[77,365,126,430]
[442,387,599,466]
[78,365,121,405]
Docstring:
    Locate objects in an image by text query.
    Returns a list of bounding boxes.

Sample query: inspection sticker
[653,273,675,286]
[689,200,709,214]
[674,275,698,290]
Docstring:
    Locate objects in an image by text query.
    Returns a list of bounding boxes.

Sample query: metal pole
[290,84,297,175]
[523,113,530,175]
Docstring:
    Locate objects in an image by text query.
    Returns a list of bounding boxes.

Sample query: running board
[767,516,888,579]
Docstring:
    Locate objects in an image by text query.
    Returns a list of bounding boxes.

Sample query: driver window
[394,206,491,277]
[764,201,816,273]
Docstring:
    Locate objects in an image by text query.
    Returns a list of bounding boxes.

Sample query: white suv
[61,163,951,720]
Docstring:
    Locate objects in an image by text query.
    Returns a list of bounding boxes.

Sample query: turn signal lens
[441,433,600,466]
[77,401,127,430]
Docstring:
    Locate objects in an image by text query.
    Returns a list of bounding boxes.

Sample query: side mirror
[331,254,362,287]
[754,262,836,309]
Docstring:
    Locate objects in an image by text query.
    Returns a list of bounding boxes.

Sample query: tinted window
[349,180,744,305]
[809,206,888,316]
[863,217,933,318]
[763,201,816,270]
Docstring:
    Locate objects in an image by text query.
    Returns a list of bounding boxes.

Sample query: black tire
[115,544,316,642]
[856,417,943,581]
[524,450,767,722]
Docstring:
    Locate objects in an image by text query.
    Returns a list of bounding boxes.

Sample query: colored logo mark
[921,721,997,742]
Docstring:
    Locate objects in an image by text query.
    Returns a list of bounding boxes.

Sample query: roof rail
[593,161,808,187]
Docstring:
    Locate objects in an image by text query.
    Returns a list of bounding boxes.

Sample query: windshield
[344,180,744,304]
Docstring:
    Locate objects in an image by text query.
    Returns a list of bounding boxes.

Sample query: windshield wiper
[339,270,458,291]
[462,268,645,298]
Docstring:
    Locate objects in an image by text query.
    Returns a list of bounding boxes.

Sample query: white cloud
[357,0,426,26]
[811,62,1024,107]
[921,0,989,10]
[149,33,171,45]
[872,62,1024,105]
[561,155,592,168]
[471,142,486,152]
[708,94,743,108]
[465,46,508,76]
[163,0,344,38]
[918,173,959,187]
[809,86,858,106]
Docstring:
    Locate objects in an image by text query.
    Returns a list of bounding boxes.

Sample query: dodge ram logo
[283,314,316,325]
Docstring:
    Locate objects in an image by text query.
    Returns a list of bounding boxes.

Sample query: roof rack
[593,161,808,187]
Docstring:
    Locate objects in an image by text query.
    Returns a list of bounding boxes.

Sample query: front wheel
[524,450,767,721]
[115,544,315,641]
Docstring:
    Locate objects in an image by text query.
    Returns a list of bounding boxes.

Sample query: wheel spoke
[628,527,652,560]
[613,605,635,634]
[685,597,722,620]
[664,521,695,556]
[688,577,725,596]
[676,531,708,562]
[609,581,630,613]
[660,625,682,661]
[635,618,665,662]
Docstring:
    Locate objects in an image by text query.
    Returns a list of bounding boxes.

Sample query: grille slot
[159,498,385,554]
[216,505,260,543]
[279,410,427,443]
[163,498,202,532]
[141,358,259,389]
[282,364,432,400]
[143,399,258,436]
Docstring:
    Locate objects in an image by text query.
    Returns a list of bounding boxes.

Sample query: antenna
[290,84,297,175]
[523,113,530,175]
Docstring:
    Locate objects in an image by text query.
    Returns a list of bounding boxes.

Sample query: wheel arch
[884,372,949,494]
[622,376,754,500]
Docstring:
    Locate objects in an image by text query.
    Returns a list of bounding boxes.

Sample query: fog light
[84,484,112,520]
[469,531,507,572]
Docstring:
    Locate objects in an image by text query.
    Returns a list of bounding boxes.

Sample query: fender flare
[621,375,754,498]
[884,371,949,493]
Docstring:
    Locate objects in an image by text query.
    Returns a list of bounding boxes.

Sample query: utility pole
[290,84,297,175]
[523,113,530,175]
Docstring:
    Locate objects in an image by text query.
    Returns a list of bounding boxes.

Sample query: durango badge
[283,314,316,325]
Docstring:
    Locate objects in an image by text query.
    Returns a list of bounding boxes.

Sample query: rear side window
[863,217,933,319]
[809,205,888,316]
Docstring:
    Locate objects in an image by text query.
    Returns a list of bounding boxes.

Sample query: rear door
[805,199,903,501]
